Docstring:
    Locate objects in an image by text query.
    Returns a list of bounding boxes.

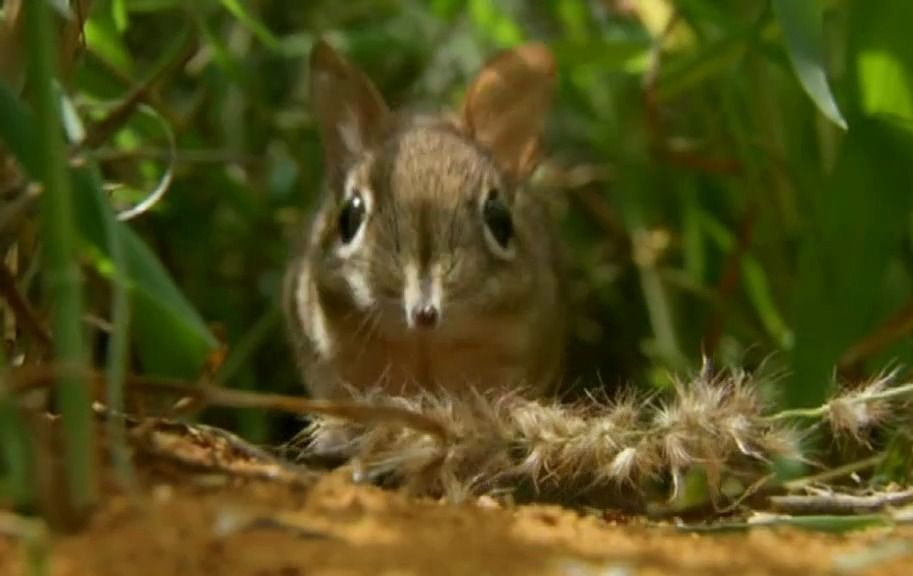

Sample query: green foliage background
[4,0,913,448]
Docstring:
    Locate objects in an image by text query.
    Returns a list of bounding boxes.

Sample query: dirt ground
[2,420,913,576]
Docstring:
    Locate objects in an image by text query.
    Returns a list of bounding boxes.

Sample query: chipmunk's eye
[338,192,366,244]
[482,189,513,251]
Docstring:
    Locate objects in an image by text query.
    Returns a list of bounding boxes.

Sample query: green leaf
[219,0,280,51]
[0,78,217,379]
[112,0,129,31]
[84,11,135,77]
[850,0,913,125]
[0,82,38,174]
[551,38,651,73]
[789,117,913,407]
[772,0,848,130]
[656,31,748,101]
[873,431,913,486]
[73,168,219,378]
[468,0,525,47]
[681,514,890,534]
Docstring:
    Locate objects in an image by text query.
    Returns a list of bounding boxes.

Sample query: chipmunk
[283,39,566,402]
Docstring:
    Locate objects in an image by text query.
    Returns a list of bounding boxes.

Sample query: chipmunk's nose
[410,304,439,329]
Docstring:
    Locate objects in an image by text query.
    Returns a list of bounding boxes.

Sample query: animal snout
[410,303,439,329]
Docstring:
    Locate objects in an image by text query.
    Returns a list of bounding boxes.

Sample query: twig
[641,10,741,177]
[6,364,450,441]
[839,298,913,377]
[0,183,40,233]
[87,146,261,166]
[93,405,317,486]
[703,202,758,356]
[769,488,913,515]
[568,186,627,245]
[0,261,52,351]
[783,455,884,491]
[79,28,196,149]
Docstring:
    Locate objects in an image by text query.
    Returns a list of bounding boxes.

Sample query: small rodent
[283,39,566,401]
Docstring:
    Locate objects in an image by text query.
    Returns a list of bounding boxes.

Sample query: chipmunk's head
[306,39,557,339]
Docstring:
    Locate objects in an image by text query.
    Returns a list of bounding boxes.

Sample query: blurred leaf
[0,81,38,172]
[555,0,591,43]
[0,78,217,379]
[551,38,650,73]
[682,514,889,533]
[631,0,696,50]
[742,258,793,349]
[468,0,524,46]
[0,390,33,508]
[656,31,748,100]
[112,0,128,31]
[75,167,219,378]
[430,0,463,20]
[858,52,913,124]
[771,0,847,130]
[698,210,792,349]
[872,431,913,486]
[789,117,913,407]
[219,0,279,51]
[850,0,913,126]
[84,11,135,77]
[121,0,184,11]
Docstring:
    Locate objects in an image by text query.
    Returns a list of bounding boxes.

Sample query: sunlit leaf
[468,0,524,47]
[851,0,913,126]
[84,13,135,77]
[112,0,128,31]
[772,0,848,130]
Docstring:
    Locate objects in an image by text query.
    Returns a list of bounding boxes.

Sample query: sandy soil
[1,420,912,576]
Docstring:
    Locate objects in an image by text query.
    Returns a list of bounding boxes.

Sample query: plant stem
[24,0,96,513]
[767,381,913,422]
[0,347,33,509]
[102,185,133,485]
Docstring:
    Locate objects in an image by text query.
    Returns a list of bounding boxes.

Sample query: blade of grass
[772,0,848,129]
[102,178,133,484]
[790,117,913,408]
[23,0,96,514]
[0,348,33,510]
[2,69,218,381]
[219,0,279,50]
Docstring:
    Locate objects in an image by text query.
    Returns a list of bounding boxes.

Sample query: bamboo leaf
[219,0,279,50]
[23,0,96,515]
[0,78,218,379]
[73,168,219,378]
[772,0,847,129]
[789,117,913,407]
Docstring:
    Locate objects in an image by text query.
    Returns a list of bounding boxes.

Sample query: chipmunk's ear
[461,43,556,182]
[310,39,389,180]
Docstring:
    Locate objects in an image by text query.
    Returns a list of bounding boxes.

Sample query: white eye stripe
[345,267,375,309]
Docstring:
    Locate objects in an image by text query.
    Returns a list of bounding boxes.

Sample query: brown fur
[284,40,565,401]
